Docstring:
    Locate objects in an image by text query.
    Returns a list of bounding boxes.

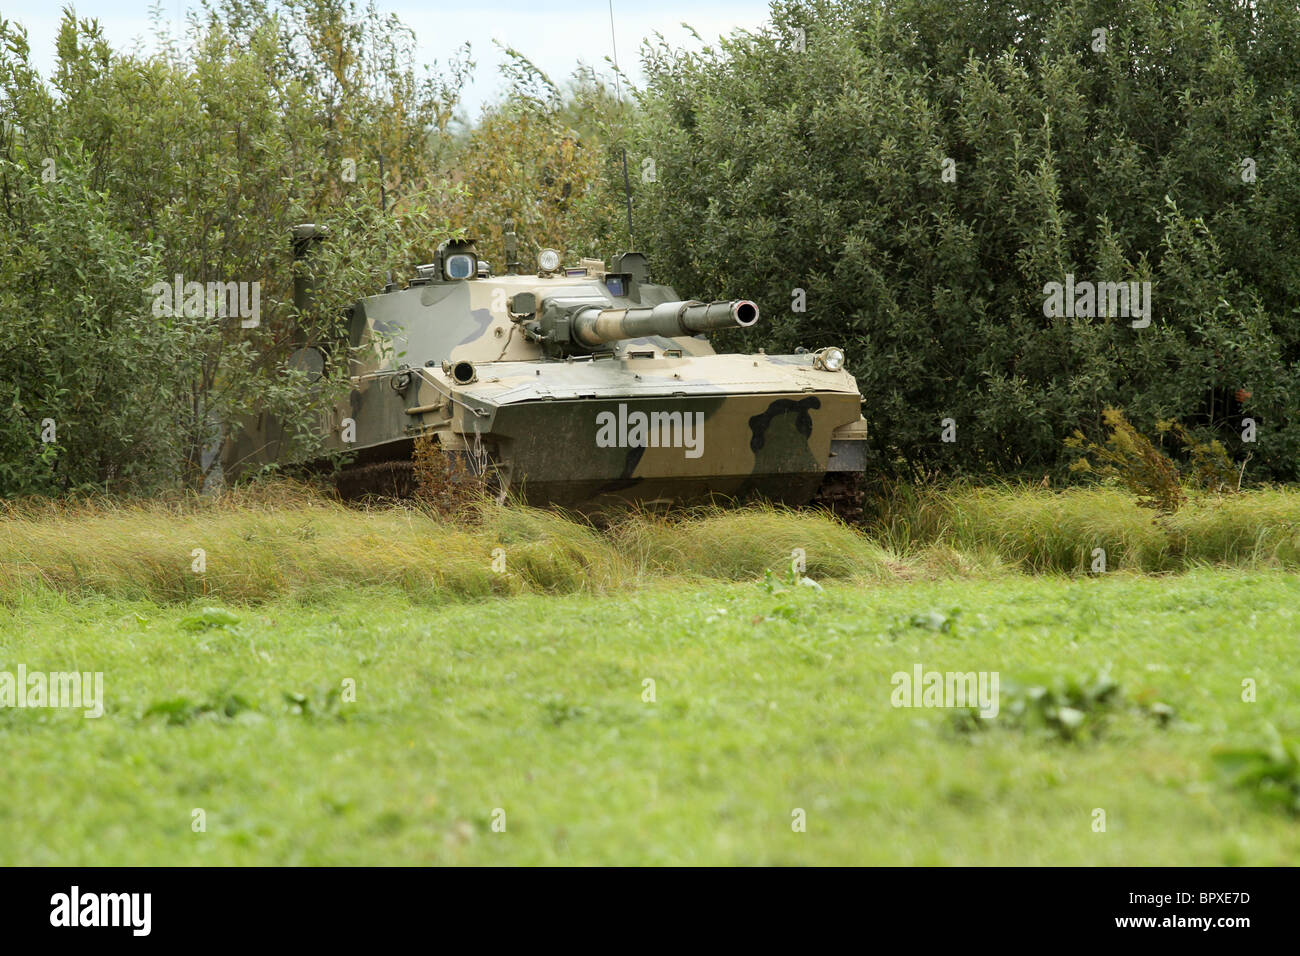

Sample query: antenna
[377,151,393,290]
[608,0,634,245]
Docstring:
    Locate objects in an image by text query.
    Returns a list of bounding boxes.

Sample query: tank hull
[484,390,859,510]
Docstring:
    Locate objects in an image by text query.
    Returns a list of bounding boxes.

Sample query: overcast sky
[13,0,773,118]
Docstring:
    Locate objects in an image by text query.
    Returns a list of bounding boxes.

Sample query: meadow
[2,484,1298,865]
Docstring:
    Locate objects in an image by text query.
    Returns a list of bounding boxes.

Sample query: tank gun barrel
[571,299,758,348]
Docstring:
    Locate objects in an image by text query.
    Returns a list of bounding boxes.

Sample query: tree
[633,0,1300,480]
[0,0,470,495]
[444,47,630,270]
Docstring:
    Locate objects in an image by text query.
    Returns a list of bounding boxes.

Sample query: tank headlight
[538,248,561,273]
[444,253,475,280]
[813,346,846,371]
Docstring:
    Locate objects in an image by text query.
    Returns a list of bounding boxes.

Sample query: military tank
[221,225,869,516]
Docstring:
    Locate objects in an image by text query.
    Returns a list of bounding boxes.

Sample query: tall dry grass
[0,483,907,605]
[3,479,1299,606]
[867,480,1300,573]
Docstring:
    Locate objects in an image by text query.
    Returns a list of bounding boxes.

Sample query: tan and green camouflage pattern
[222,260,868,510]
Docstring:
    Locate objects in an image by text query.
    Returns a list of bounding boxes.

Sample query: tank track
[334,460,416,499]
[810,470,865,524]
[334,454,505,503]
[336,456,863,522]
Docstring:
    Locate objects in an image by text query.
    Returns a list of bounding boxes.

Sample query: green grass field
[3,561,1298,865]
[4,484,1299,865]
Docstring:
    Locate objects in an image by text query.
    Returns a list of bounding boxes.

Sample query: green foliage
[952,672,1174,741]
[907,608,960,634]
[633,0,1300,481]
[0,149,181,494]
[1165,419,1243,493]
[179,607,242,631]
[445,49,633,269]
[143,691,254,725]
[979,673,1121,741]
[1213,726,1300,815]
[758,553,823,593]
[0,0,469,496]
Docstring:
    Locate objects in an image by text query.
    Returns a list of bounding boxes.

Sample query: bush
[633,0,1300,481]
[1066,407,1186,512]
[0,1,470,496]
